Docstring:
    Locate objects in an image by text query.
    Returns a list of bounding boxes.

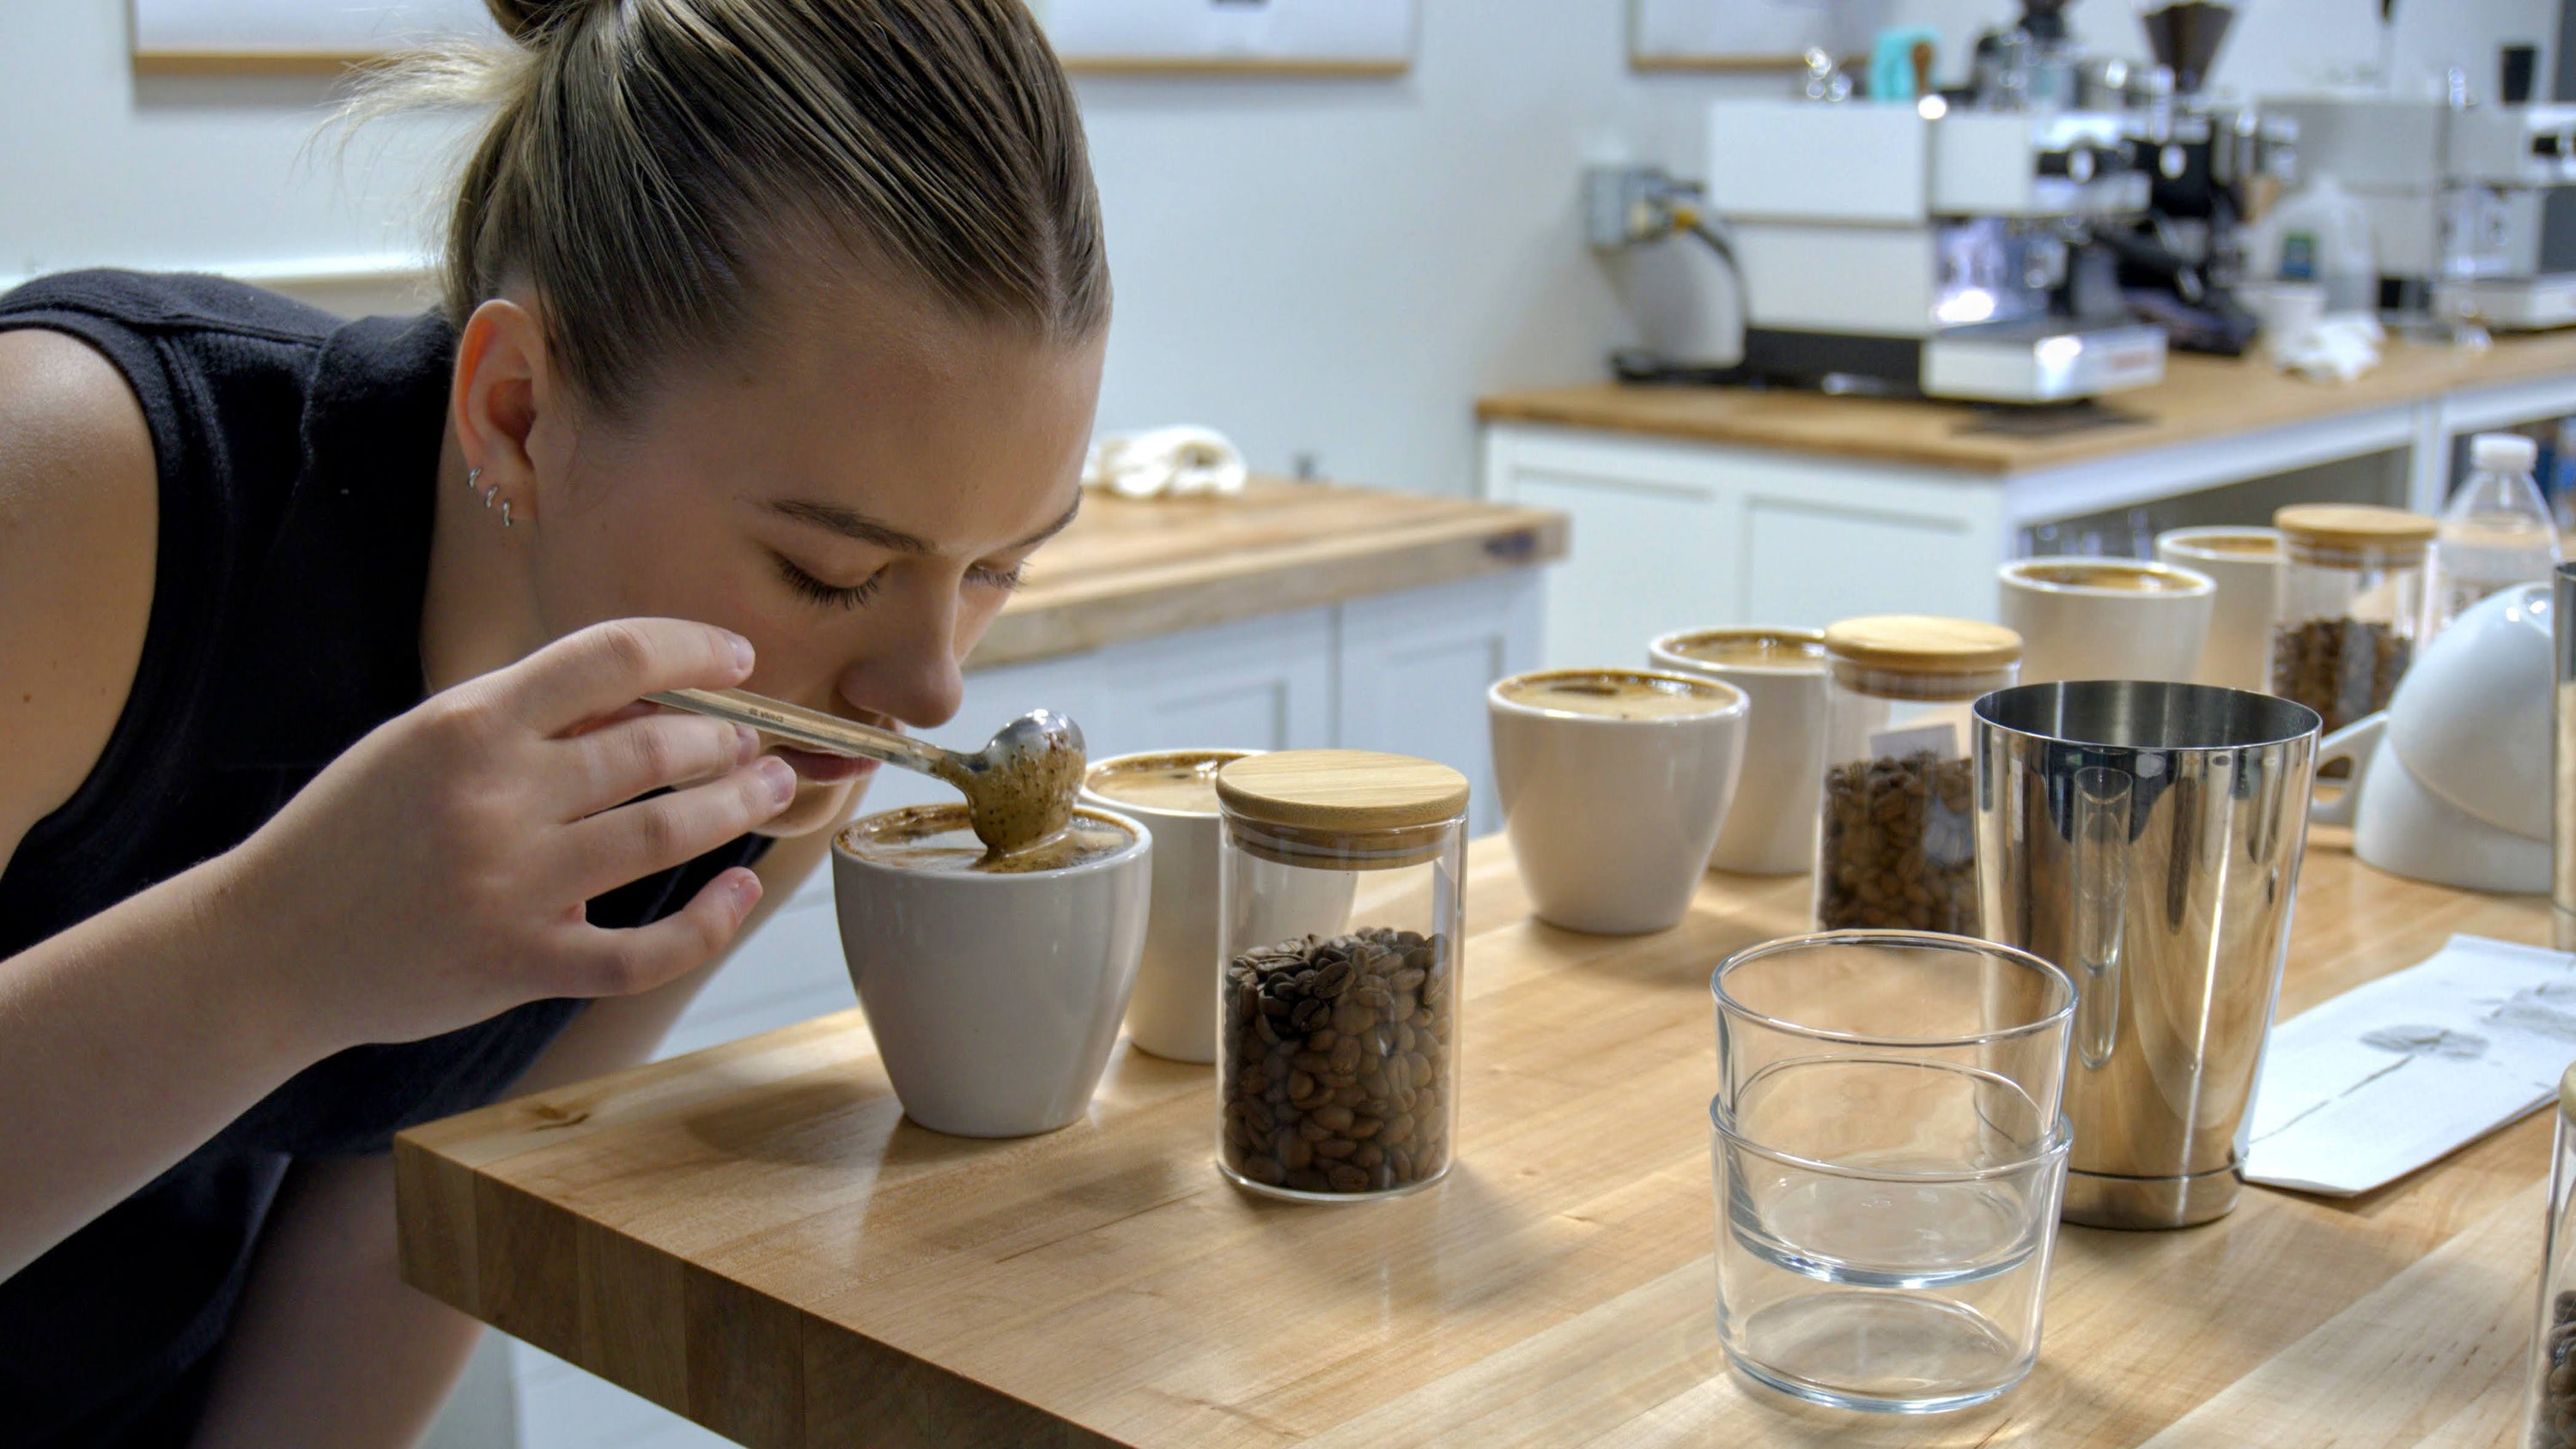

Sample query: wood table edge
[972,502,1567,669]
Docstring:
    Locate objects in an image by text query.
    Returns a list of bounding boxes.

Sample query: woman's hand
[226,617,798,1051]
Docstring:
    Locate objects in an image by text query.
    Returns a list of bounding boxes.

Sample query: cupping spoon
[645,687,1086,854]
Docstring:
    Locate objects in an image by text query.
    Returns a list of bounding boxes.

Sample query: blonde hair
[367,0,1108,410]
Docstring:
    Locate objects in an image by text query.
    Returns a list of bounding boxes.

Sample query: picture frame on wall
[131,0,1419,76]
[1629,0,1881,72]
[1031,0,1417,75]
[130,0,494,73]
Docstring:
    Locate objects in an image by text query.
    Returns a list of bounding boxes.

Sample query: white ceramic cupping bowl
[2311,581,2556,894]
[2155,527,2284,694]
[1649,627,1830,876]
[832,805,1152,1137]
[1488,670,1749,935]
[1077,750,1356,1064]
[2387,581,2554,840]
[1996,556,2217,687]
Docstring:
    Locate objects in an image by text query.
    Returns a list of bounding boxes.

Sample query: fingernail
[759,756,797,806]
[725,632,756,675]
[732,872,764,918]
[732,724,761,763]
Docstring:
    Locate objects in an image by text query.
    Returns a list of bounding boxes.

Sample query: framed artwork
[1629,0,1880,72]
[131,0,1418,76]
[130,0,494,72]
[1033,0,1415,75]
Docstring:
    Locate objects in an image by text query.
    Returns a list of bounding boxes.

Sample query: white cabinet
[1338,571,1540,837]
[1484,424,2004,670]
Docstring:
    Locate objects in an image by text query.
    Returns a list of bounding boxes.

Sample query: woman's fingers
[555,755,797,898]
[558,867,766,997]
[556,714,763,819]
[501,618,755,738]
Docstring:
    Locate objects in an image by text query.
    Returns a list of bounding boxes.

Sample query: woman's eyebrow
[769,492,1082,554]
[769,499,934,555]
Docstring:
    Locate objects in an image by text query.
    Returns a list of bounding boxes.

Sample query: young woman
[0,1,1108,1442]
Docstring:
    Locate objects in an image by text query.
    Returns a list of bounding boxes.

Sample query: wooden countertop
[396,834,2550,1449]
[1476,330,2576,476]
[968,479,1565,669]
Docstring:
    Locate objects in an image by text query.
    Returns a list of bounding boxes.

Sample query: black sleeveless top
[0,270,770,1446]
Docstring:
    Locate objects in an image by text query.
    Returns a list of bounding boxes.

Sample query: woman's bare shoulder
[0,328,159,867]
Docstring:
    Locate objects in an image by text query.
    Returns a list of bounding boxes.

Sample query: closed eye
[967,562,1028,591]
[773,553,883,610]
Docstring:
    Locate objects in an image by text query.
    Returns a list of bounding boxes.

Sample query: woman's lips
[772,747,878,784]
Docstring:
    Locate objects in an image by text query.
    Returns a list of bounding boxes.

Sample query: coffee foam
[1084,751,1236,815]
[1668,631,1827,670]
[2172,531,2279,558]
[2011,562,2198,593]
[841,803,1135,874]
[1498,670,1736,720]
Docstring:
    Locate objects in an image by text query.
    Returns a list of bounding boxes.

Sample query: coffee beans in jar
[1214,750,1469,1203]
[1817,750,1978,933]
[2536,1291,2576,1448]
[2269,504,2432,741]
[1219,928,1453,1196]
[1814,616,2021,937]
[2269,616,2410,736]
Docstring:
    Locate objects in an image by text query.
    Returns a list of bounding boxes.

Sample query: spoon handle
[645,688,954,778]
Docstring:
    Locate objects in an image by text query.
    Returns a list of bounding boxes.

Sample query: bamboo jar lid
[1217,750,1470,833]
[1822,615,2024,675]
[2274,504,2436,556]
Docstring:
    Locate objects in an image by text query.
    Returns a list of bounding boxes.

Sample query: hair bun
[484,0,596,46]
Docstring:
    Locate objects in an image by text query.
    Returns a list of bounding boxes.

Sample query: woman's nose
[839,579,964,731]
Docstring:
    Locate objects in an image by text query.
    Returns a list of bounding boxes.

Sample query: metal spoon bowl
[645,688,1086,854]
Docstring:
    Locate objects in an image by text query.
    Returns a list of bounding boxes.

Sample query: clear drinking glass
[1710,931,2077,1413]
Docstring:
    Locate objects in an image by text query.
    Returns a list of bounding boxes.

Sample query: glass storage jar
[2269,503,2435,736]
[2527,1062,2576,1448]
[1814,615,2022,936]
[1214,749,1468,1202]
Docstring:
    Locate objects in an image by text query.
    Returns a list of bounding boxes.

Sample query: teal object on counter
[1868,26,1942,101]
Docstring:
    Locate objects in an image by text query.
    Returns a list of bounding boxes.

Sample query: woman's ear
[451,298,555,526]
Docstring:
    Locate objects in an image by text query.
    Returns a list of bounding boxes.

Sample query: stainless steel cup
[2556,562,2576,951]
[1972,682,2321,1229]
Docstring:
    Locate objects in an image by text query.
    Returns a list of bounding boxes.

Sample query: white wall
[0,1,2557,498]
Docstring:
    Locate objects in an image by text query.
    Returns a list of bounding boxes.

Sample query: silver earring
[482,484,501,510]
[500,500,513,530]
[465,465,482,494]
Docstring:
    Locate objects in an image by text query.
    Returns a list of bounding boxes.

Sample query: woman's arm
[185,829,841,1449]
[1,328,799,1276]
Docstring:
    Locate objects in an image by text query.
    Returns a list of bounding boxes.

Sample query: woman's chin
[755,775,866,840]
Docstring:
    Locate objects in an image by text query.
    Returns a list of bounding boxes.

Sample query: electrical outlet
[1582,166,1700,251]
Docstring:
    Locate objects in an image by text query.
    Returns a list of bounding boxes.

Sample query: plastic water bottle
[2427,432,2562,636]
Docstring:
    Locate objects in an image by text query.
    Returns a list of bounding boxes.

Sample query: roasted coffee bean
[1816,749,1978,934]
[2545,1291,2576,1447]
[1218,927,1456,1196]
[2273,616,2409,737]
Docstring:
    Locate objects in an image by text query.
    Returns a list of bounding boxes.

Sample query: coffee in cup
[1649,627,1830,876]
[1996,556,2216,687]
[1488,668,1748,934]
[832,801,1151,1137]
[839,804,1135,875]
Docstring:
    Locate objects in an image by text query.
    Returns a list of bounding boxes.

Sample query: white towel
[1083,426,1248,500]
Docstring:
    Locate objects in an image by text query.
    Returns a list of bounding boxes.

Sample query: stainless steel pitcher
[1973,682,2321,1229]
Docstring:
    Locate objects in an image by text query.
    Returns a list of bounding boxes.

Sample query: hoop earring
[500,500,513,530]
[465,465,482,494]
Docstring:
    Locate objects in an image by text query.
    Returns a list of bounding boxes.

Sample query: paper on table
[2245,934,2576,1197]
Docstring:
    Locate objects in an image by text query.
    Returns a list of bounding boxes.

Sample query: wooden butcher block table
[397,832,2554,1448]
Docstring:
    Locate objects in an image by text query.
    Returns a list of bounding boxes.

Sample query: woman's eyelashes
[774,554,884,610]
[772,554,1027,610]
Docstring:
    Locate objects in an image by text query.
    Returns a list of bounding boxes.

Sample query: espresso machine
[1701,90,2168,403]
[2270,82,2576,329]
